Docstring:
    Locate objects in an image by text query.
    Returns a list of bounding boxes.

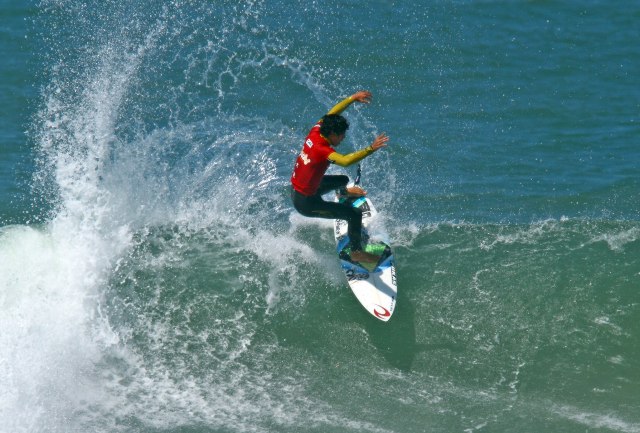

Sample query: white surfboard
[334,194,397,321]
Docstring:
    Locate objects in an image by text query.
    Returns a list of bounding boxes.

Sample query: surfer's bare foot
[351,250,380,263]
[346,186,367,197]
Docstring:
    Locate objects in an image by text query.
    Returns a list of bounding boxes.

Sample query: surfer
[291,90,389,263]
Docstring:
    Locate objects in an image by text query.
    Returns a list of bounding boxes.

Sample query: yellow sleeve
[326,96,355,115]
[328,146,375,167]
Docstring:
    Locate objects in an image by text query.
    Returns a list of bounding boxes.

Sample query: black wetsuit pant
[292,175,363,251]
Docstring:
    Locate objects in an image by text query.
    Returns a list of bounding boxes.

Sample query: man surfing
[291,90,389,263]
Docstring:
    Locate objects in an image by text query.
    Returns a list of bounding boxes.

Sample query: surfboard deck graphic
[334,195,397,321]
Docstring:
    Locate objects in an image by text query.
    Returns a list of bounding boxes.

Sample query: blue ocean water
[1,1,639,432]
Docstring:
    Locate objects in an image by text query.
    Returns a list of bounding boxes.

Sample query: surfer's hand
[351,91,372,104]
[346,186,367,197]
[370,133,389,151]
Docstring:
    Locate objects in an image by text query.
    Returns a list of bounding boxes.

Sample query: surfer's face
[328,132,346,146]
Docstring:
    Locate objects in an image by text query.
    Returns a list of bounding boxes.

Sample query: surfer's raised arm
[326,90,373,116]
[324,91,388,166]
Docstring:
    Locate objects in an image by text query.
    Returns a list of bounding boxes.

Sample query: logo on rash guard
[300,151,311,165]
[373,305,391,319]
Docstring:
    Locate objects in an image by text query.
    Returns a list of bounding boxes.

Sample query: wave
[2,1,394,431]
[3,212,637,431]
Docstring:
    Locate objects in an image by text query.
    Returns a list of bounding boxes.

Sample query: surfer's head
[320,114,349,145]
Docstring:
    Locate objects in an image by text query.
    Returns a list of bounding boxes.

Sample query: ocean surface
[1,1,639,432]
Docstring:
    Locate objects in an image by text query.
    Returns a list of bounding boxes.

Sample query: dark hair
[320,114,349,137]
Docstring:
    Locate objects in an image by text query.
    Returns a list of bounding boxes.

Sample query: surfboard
[334,193,397,321]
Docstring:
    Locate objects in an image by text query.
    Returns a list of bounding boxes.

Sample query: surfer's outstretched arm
[328,133,389,167]
[326,90,372,116]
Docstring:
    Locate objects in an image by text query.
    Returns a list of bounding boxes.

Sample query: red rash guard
[290,122,335,196]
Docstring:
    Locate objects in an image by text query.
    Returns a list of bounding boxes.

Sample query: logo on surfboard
[373,304,391,319]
